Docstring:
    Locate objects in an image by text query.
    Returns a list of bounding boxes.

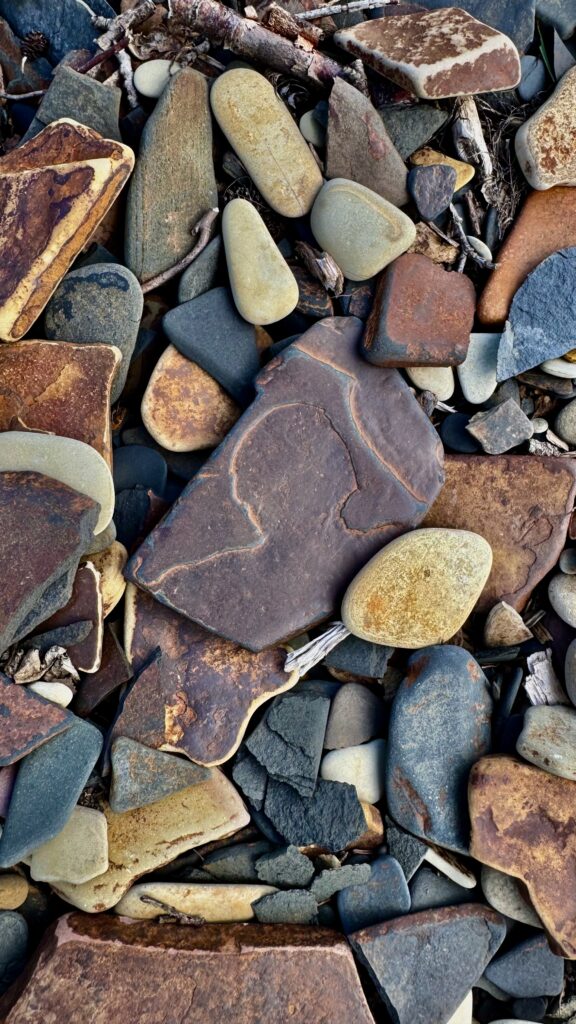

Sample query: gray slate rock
[337,855,410,933]
[385,817,428,881]
[178,236,222,304]
[202,841,272,883]
[466,398,534,454]
[0,0,114,63]
[324,635,393,679]
[0,719,103,867]
[512,995,549,1020]
[311,862,371,901]
[484,934,565,998]
[537,0,576,38]
[246,691,330,798]
[163,287,260,405]
[324,683,385,750]
[416,0,535,51]
[231,750,268,810]
[407,164,456,221]
[518,55,547,101]
[0,912,28,995]
[386,646,492,854]
[409,866,473,913]
[44,263,143,402]
[109,737,209,813]
[253,889,318,924]
[23,66,121,142]
[264,778,367,853]
[255,845,315,888]
[381,105,449,161]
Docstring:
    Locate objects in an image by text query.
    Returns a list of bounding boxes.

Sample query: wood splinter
[141,207,219,294]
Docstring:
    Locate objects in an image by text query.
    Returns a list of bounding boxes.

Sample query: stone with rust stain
[120,585,297,766]
[362,253,475,367]
[73,627,132,718]
[516,66,576,189]
[141,344,240,453]
[35,563,103,674]
[334,9,521,100]
[0,341,119,465]
[386,645,492,853]
[0,915,375,1023]
[469,754,576,958]
[0,118,134,342]
[423,455,576,612]
[110,737,210,812]
[127,317,444,651]
[0,673,73,767]
[52,770,250,912]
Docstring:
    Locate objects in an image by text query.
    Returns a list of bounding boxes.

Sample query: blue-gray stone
[385,817,428,881]
[518,55,547,101]
[439,413,482,453]
[44,263,143,402]
[253,889,318,924]
[408,164,457,221]
[255,845,315,888]
[380,105,448,161]
[0,912,28,994]
[484,934,565,998]
[162,287,260,405]
[0,719,103,867]
[109,737,209,813]
[497,249,576,382]
[113,446,168,496]
[23,65,121,142]
[246,691,330,798]
[202,841,272,883]
[0,0,115,63]
[232,749,267,810]
[537,0,576,38]
[409,866,474,913]
[386,646,492,854]
[178,236,222,303]
[416,0,535,51]
[554,28,576,77]
[311,862,371,901]
[512,995,548,1020]
[324,634,393,679]
[264,778,367,853]
[337,855,410,933]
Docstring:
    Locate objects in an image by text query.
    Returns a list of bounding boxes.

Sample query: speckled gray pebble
[264,778,367,852]
[253,889,318,924]
[255,845,314,888]
[311,862,371,901]
[555,398,576,445]
[202,841,272,883]
[324,683,385,749]
[484,933,564,998]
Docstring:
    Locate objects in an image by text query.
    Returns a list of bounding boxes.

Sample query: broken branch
[297,0,397,19]
[141,207,219,294]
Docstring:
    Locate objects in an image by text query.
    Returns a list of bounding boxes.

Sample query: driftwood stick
[297,0,396,19]
[448,203,496,272]
[294,241,344,295]
[141,207,219,293]
[261,4,324,46]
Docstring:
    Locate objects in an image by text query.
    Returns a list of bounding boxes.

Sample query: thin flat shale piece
[0,674,72,767]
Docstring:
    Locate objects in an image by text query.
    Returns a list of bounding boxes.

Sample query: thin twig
[297,0,397,19]
[141,208,219,293]
[75,38,130,74]
[139,894,205,925]
[0,88,45,100]
[449,203,496,272]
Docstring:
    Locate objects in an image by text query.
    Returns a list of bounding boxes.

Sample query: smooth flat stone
[73,626,132,718]
[320,739,386,804]
[263,778,368,853]
[115,882,276,922]
[470,755,576,957]
[0,915,375,1022]
[381,105,448,161]
[484,601,532,646]
[28,682,73,708]
[210,69,322,218]
[0,877,28,912]
[125,70,216,284]
[37,563,102,674]
[406,365,455,400]
[133,59,177,99]
[481,865,542,928]
[28,806,108,885]
[362,253,474,366]
[311,178,416,281]
[407,163,456,220]
[414,0,535,52]
[0,119,133,342]
[113,446,167,495]
[0,673,73,766]
[537,0,576,37]
[555,398,576,443]
[299,110,325,148]
[337,855,410,932]
[44,264,143,402]
[0,911,27,996]
[324,683,385,749]
[549,572,576,626]
[411,147,474,191]
[517,704,576,779]
[518,54,547,101]
[110,738,210,813]
[423,455,576,611]
[0,719,103,868]
[326,78,408,207]
[163,288,261,405]
[53,771,250,912]
[0,0,114,62]
[409,866,472,913]
[540,357,576,378]
[24,65,121,143]
[466,398,533,454]
[439,413,481,453]
[335,9,520,99]
[457,333,500,404]
[485,934,564,998]
[88,542,127,618]
[324,637,392,681]
[516,67,576,189]
[342,528,492,647]
[387,646,492,853]
[202,840,272,883]
[255,846,315,888]
[349,905,506,1024]
[178,236,222,303]
[128,317,444,651]
[253,889,318,925]
[223,199,298,325]
[246,691,329,798]
[566,637,576,706]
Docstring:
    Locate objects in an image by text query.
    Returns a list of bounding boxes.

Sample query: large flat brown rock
[128,317,444,650]
[423,455,576,612]
[0,915,375,1023]
[0,673,73,766]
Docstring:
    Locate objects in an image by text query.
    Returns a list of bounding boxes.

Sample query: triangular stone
[110,737,210,813]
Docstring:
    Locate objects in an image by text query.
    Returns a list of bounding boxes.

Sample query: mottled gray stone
[324,636,393,679]
[311,863,371,901]
[0,912,28,994]
[324,683,385,749]
[518,55,547,101]
[466,399,534,454]
[380,105,449,160]
[23,66,121,142]
[337,855,410,933]
[109,738,209,813]
[481,865,542,928]
[253,889,318,924]
[178,236,222,303]
[255,845,314,888]
[231,750,267,810]
[246,692,330,798]
[264,778,367,853]
[484,934,565,997]
[385,817,427,880]
[202,841,272,883]
[407,164,456,221]
[409,866,473,913]
[555,397,576,445]
[537,0,576,38]
[516,704,576,780]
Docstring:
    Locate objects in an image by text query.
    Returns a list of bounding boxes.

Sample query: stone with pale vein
[222,199,298,325]
[411,147,474,191]
[86,542,127,618]
[114,882,276,921]
[516,66,576,188]
[28,807,108,885]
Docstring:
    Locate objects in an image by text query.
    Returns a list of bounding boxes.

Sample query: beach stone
[73,626,131,718]
[133,59,177,99]
[210,69,322,217]
[223,199,298,325]
[0,916,374,1023]
[387,646,492,853]
[381,104,449,160]
[470,755,576,957]
[0,719,103,868]
[0,877,28,912]
[560,547,576,573]
[36,562,102,674]
[125,70,217,284]
[163,288,261,405]
[27,682,73,708]
[0,0,114,63]
[311,179,416,281]
[128,317,444,651]
[549,572,576,626]
[566,638,576,706]
[44,264,143,403]
[324,684,385,749]
[113,447,167,496]
[115,882,276,922]
[362,253,474,367]
[480,866,543,927]
[263,778,368,853]
[254,889,318,925]
[110,738,210,813]
[350,905,506,1024]
[201,841,272,883]
[178,236,222,303]
[484,602,532,646]
[385,818,428,880]
[516,66,576,189]
[537,0,576,37]
[485,934,564,998]
[320,739,386,804]
[337,855,410,932]
[411,147,475,191]
[335,9,521,99]
[518,54,547,101]
[555,398,576,444]
[540,357,576,378]
[0,911,27,995]
[326,77,408,206]
[517,704,576,780]
[342,528,492,647]
[406,365,455,400]
[299,110,325,147]
[457,333,500,404]
[311,863,371,901]
[440,413,481,453]
[409,867,472,913]
[246,692,329,798]
[87,542,127,618]
[324,637,392,681]
[53,771,250,912]
[256,846,315,889]
[466,399,533,454]
[0,674,73,766]
[423,455,576,611]
[416,0,535,52]
[24,65,121,142]
[408,164,456,220]
[28,806,108,885]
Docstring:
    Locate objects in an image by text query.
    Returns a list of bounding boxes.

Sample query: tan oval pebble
[29,806,109,885]
[223,199,299,325]
[88,541,128,618]
[210,69,323,218]
[114,882,277,921]
[406,365,455,402]
[0,873,28,910]
[27,681,74,707]
[133,59,177,99]
[141,344,240,452]
[342,528,493,647]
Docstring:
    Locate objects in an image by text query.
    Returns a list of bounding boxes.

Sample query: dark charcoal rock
[324,635,393,679]
[255,845,315,888]
[380,105,449,161]
[0,0,115,63]
[466,398,534,454]
[439,413,482,453]
[232,750,268,811]
[385,817,428,881]
[264,778,368,852]
[0,912,28,995]
[337,855,410,933]
[246,692,330,797]
[113,446,168,496]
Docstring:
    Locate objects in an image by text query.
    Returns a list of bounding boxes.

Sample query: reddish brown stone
[0,915,375,1023]
[423,455,576,612]
[128,317,444,650]
[0,673,73,766]
[362,253,475,367]
[36,564,103,674]
[73,627,132,718]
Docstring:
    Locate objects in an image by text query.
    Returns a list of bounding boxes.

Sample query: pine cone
[20,31,49,59]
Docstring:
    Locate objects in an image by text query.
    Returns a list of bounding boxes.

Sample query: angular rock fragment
[407,164,456,220]
[263,778,368,852]
[337,855,410,932]
[324,683,385,749]
[246,691,329,797]
[87,543,127,618]
[410,146,474,190]
[311,863,371,901]
[0,674,73,766]
[28,806,108,885]
[256,846,315,888]
[466,399,534,453]
[480,866,542,927]
[24,65,121,143]
[409,866,472,913]
[484,602,532,647]
[73,627,132,718]
[109,737,210,812]
[516,704,576,780]
[254,889,318,925]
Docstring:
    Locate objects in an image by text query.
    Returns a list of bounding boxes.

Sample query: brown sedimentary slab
[36,564,103,674]
[0,915,375,1023]
[470,755,576,958]
[423,455,576,612]
[73,626,132,718]
[0,341,119,465]
[0,118,134,342]
[127,316,444,650]
[0,673,73,766]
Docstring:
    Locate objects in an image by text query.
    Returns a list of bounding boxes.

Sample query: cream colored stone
[0,874,28,910]
[0,432,114,533]
[447,991,473,1024]
[484,601,533,647]
[27,681,74,707]
[411,147,474,190]
[342,528,493,647]
[133,59,177,99]
[541,357,576,378]
[53,770,250,912]
[423,846,477,889]
[29,806,108,885]
[406,365,455,401]
[114,882,277,921]
[311,178,415,281]
[222,199,299,325]
[516,67,576,189]
[210,69,322,218]
[320,740,386,804]
[88,541,127,618]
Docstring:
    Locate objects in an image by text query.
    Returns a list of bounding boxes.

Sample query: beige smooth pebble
[223,199,299,325]
[114,882,277,921]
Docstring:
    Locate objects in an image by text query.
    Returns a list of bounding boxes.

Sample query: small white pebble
[134,59,178,99]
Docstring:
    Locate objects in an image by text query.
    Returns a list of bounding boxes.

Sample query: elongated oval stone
[342,528,492,647]
[223,199,299,325]
[210,69,323,218]
[114,882,277,922]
